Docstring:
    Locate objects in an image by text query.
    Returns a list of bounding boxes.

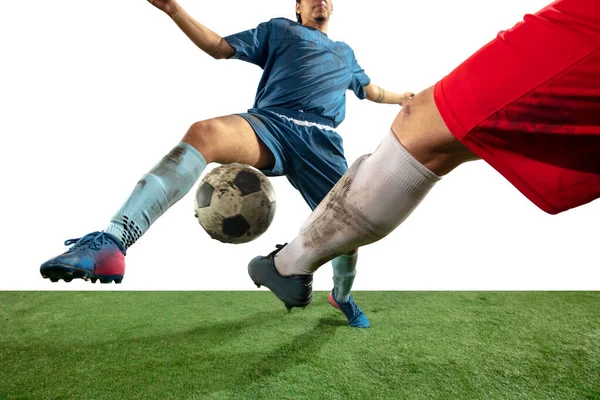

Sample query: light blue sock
[105,142,206,249]
[332,253,358,303]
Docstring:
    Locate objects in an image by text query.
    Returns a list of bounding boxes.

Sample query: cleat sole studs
[50,278,59,283]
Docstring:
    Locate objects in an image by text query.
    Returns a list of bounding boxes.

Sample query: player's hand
[147,0,177,16]
[398,92,415,107]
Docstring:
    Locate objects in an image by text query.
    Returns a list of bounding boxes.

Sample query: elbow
[210,49,227,60]
[210,39,234,60]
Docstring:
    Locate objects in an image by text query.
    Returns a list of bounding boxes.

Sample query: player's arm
[365,84,414,106]
[148,0,235,59]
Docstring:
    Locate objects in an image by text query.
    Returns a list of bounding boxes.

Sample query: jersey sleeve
[348,51,371,99]
[224,21,271,69]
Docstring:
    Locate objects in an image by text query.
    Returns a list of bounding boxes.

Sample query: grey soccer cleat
[248,244,313,311]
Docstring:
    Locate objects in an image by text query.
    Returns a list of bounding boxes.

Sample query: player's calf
[270,130,441,277]
[331,251,358,303]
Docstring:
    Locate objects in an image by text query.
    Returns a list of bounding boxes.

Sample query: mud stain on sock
[302,155,379,255]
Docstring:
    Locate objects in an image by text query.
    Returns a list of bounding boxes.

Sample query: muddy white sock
[275,130,440,275]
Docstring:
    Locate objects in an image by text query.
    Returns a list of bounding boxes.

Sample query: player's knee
[392,87,447,155]
[391,86,477,176]
[182,119,223,163]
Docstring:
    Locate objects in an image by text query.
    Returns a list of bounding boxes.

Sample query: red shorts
[434,0,600,214]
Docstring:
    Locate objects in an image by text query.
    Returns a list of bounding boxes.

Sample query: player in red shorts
[248,0,600,308]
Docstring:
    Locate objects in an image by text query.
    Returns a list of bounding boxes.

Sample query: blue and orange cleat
[40,231,126,284]
[328,288,370,328]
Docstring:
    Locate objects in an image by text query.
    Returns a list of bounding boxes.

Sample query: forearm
[169,4,234,59]
[365,84,405,104]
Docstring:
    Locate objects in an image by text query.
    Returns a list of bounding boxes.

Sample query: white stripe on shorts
[275,113,337,132]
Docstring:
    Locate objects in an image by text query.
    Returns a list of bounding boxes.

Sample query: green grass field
[1,292,598,400]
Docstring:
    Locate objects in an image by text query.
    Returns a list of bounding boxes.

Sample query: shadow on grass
[1,308,344,399]
[152,313,344,398]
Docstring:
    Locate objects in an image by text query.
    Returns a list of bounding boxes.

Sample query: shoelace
[348,299,362,317]
[64,231,117,252]
[269,243,288,257]
[338,295,362,318]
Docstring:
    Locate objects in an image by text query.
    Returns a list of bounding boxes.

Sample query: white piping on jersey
[275,113,337,132]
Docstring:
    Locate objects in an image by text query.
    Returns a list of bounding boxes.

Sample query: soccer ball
[194,163,276,244]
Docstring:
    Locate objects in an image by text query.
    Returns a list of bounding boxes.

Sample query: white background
[1,0,597,291]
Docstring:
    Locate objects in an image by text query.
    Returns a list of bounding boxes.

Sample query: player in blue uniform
[40,0,412,328]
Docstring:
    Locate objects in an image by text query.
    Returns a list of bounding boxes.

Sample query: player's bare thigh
[391,86,479,176]
[182,114,275,170]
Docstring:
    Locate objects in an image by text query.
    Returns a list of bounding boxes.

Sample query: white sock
[275,130,440,275]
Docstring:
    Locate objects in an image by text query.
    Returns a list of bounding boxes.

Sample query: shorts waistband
[259,107,336,129]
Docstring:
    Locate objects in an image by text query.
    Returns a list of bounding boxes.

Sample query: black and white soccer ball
[194,163,276,244]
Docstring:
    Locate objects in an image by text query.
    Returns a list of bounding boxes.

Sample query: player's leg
[40,115,275,283]
[315,175,370,327]
[329,249,370,328]
[283,131,369,326]
[330,250,358,303]
[104,115,275,247]
[239,112,365,319]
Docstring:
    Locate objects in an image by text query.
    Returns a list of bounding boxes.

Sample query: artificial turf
[1,291,598,399]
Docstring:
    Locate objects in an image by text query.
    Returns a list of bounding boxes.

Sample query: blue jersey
[224,18,371,128]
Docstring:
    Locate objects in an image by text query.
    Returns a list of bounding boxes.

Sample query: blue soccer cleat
[248,244,313,311]
[328,288,370,328]
[40,231,126,284]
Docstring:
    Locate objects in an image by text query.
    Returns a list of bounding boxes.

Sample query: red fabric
[434,0,600,214]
